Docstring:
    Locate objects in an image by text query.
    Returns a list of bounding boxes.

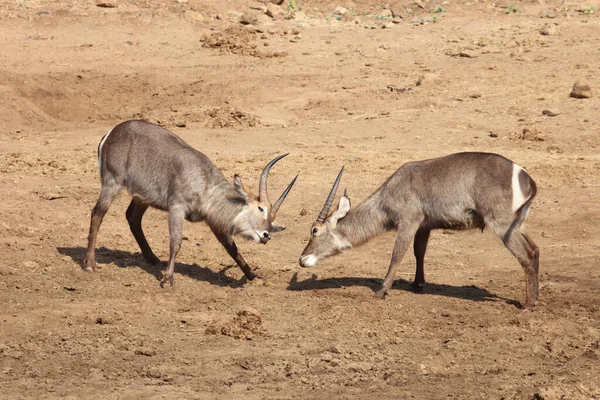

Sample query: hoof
[160,276,174,288]
[145,255,161,265]
[245,271,260,281]
[83,260,96,272]
[375,288,388,299]
[412,282,424,293]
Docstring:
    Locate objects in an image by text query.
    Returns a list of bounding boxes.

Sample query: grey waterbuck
[299,152,539,310]
[85,120,297,287]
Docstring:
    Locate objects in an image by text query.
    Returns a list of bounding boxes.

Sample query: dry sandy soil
[1,0,600,398]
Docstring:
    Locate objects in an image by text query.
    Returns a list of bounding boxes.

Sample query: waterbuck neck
[336,194,391,247]
[202,181,247,235]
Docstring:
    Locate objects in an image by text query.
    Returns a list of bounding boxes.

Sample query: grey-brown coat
[85,120,296,286]
[299,152,539,310]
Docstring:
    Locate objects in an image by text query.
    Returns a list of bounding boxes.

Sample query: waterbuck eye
[258,206,264,213]
[311,227,318,235]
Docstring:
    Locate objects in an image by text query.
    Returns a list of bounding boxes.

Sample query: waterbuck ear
[330,193,351,225]
[270,221,286,232]
[233,174,248,200]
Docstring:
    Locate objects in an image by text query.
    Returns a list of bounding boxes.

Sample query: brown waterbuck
[299,152,539,310]
[85,120,297,287]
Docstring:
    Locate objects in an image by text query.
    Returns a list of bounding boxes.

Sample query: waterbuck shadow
[57,246,249,287]
[286,272,521,308]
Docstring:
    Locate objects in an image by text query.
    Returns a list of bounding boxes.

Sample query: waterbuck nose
[260,231,270,244]
[299,255,317,267]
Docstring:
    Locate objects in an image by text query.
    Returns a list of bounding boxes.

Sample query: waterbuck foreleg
[84,183,121,271]
[376,220,422,298]
[211,230,259,281]
[160,205,185,288]
[413,228,431,292]
[126,198,161,265]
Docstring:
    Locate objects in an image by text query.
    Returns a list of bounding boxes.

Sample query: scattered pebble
[542,109,560,116]
[96,1,116,8]
[135,348,157,357]
[519,127,545,142]
[539,23,558,36]
[185,10,205,22]
[265,4,285,19]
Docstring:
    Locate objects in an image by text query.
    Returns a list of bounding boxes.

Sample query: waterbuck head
[299,167,352,267]
[232,154,297,244]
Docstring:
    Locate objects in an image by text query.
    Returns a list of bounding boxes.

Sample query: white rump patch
[97,127,114,170]
[511,163,527,212]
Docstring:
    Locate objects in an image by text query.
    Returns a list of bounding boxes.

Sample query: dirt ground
[1,0,599,398]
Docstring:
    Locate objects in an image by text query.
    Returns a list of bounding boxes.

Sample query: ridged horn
[271,175,298,217]
[317,167,344,223]
[259,153,289,202]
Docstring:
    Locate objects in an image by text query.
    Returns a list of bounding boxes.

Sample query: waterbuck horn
[317,167,344,223]
[259,153,289,203]
[271,174,298,217]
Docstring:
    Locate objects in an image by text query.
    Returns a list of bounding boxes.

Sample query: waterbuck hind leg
[412,228,431,292]
[376,220,422,299]
[126,199,161,265]
[497,225,540,310]
[85,184,121,272]
[522,232,540,302]
[211,230,259,281]
[160,206,185,288]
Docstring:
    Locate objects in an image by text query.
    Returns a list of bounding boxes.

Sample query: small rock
[96,1,116,8]
[380,9,393,17]
[458,51,476,58]
[299,208,307,216]
[175,121,187,127]
[392,16,403,24]
[570,80,592,99]
[539,23,558,36]
[469,92,482,99]
[248,2,267,12]
[333,6,348,16]
[240,11,260,25]
[542,109,560,116]
[327,344,342,354]
[135,348,156,357]
[488,130,498,138]
[185,10,205,22]
[519,127,545,142]
[96,317,110,325]
[265,4,285,19]
[415,72,440,87]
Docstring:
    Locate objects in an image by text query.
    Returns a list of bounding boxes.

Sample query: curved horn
[259,153,289,202]
[271,174,298,217]
[317,167,344,223]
